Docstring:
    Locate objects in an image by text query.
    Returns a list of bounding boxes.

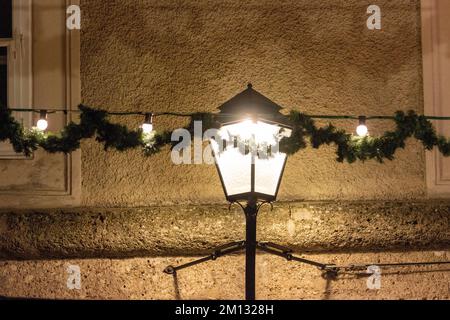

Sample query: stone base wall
[1,201,449,299]
[1,201,449,259]
[1,251,449,300]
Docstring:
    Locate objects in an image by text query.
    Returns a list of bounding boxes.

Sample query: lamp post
[164,84,330,300]
[210,84,292,300]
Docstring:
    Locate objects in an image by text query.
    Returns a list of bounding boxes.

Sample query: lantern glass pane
[212,120,291,200]
[212,142,252,196]
[254,153,286,196]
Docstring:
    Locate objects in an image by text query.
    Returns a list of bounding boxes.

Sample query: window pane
[0,0,13,38]
[0,47,7,107]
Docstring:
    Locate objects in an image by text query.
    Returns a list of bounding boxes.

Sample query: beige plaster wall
[1,251,449,300]
[80,0,425,206]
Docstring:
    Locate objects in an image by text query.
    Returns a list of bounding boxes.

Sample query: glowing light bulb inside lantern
[224,118,279,146]
[142,113,153,134]
[239,119,258,140]
[356,116,368,137]
[36,111,48,131]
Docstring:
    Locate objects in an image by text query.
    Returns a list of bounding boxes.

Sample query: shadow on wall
[167,265,450,300]
[0,266,450,300]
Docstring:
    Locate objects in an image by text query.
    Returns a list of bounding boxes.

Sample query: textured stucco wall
[80,0,425,206]
[1,251,449,300]
[1,201,449,259]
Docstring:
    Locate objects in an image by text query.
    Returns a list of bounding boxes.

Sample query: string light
[5,107,450,121]
[356,116,368,137]
[2,105,450,160]
[141,113,153,134]
[36,110,48,131]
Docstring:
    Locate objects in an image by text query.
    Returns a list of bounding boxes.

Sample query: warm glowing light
[36,111,48,131]
[221,119,289,145]
[356,116,368,137]
[142,123,153,134]
[36,119,48,131]
[142,113,154,134]
[356,124,368,137]
[210,119,292,200]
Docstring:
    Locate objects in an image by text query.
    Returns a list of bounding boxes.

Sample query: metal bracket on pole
[163,241,246,275]
[255,242,341,279]
[256,242,328,270]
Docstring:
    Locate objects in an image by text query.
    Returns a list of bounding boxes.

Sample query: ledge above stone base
[0,201,449,259]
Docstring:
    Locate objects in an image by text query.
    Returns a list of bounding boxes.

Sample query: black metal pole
[244,199,257,301]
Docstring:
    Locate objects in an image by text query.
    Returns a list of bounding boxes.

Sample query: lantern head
[211,84,292,202]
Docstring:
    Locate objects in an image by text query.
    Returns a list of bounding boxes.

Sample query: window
[0,47,6,108]
[422,0,450,196]
[0,0,13,39]
[0,1,12,108]
[0,1,81,206]
[0,0,32,158]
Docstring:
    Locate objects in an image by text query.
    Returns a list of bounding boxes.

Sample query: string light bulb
[36,110,48,131]
[356,116,368,137]
[142,113,153,134]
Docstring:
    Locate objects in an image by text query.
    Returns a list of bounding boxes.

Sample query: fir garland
[1,104,450,163]
[280,110,450,163]
[0,105,173,157]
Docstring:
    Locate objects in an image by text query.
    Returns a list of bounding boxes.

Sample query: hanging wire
[6,108,195,117]
[325,260,450,272]
[6,108,450,120]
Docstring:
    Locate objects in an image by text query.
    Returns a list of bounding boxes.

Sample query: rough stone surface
[1,251,449,300]
[80,0,425,206]
[1,201,449,259]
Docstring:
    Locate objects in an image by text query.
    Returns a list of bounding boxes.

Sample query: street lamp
[210,84,292,300]
[164,84,330,300]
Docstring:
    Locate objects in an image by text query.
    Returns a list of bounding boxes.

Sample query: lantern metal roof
[216,84,292,128]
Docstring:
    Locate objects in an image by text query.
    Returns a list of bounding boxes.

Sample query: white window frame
[422,0,450,197]
[0,0,33,159]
